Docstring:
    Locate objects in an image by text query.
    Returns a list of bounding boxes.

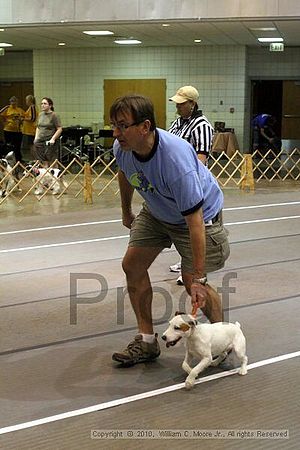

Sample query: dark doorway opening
[251,80,283,150]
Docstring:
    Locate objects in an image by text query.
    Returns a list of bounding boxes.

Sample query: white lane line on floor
[1,215,300,254]
[224,201,300,211]
[225,215,300,226]
[0,351,299,435]
[0,235,129,254]
[0,219,122,236]
[1,201,299,236]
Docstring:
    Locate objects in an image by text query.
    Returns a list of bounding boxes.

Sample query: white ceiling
[1,19,300,50]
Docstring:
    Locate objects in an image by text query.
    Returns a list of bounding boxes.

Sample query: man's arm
[185,208,206,277]
[192,122,212,162]
[185,208,208,308]
[118,169,135,229]
[260,127,273,144]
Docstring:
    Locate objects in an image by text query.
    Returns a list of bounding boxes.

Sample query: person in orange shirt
[21,95,37,161]
[0,96,25,162]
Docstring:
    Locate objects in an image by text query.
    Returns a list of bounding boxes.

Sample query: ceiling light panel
[114,39,141,44]
[258,37,283,42]
[83,31,114,36]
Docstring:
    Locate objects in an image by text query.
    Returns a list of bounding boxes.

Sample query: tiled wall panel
[32,46,247,148]
[3,0,298,24]
[2,45,299,151]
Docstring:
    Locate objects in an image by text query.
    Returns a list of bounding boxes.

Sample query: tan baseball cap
[169,86,199,103]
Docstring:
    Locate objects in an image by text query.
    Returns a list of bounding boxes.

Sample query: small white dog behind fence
[24,165,68,195]
[0,153,16,197]
[162,312,248,390]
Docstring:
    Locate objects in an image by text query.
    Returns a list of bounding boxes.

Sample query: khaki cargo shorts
[129,204,230,274]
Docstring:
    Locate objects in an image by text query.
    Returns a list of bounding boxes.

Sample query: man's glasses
[110,121,142,132]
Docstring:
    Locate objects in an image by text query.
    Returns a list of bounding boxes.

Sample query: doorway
[104,79,166,129]
[251,80,283,141]
[0,81,34,110]
[0,81,34,142]
[282,80,300,139]
[251,79,300,144]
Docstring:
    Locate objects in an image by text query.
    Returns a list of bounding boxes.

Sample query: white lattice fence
[209,151,244,187]
[252,148,300,181]
[0,158,87,204]
[1,148,299,203]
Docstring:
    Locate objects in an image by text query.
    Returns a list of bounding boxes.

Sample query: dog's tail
[235,321,241,328]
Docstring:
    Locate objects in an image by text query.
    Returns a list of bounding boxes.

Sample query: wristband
[192,276,207,285]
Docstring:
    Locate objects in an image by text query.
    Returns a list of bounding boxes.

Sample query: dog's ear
[188,319,198,327]
[179,323,190,332]
[175,311,185,316]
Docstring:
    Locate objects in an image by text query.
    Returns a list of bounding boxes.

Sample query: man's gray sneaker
[112,334,160,366]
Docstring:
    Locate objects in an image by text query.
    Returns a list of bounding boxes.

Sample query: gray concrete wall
[1,0,300,25]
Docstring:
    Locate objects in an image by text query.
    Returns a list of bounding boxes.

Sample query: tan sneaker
[112,334,160,366]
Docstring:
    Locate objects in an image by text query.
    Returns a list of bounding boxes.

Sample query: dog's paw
[238,367,248,376]
[185,377,195,390]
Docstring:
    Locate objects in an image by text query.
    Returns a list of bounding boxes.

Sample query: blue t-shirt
[252,114,271,128]
[114,128,223,225]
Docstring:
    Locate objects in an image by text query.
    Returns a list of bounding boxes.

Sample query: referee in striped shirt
[168,85,214,165]
[168,85,214,282]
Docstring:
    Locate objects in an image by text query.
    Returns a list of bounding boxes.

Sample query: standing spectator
[168,86,214,283]
[21,95,37,161]
[168,85,214,165]
[252,113,282,153]
[0,96,25,162]
[34,97,62,167]
[110,94,229,366]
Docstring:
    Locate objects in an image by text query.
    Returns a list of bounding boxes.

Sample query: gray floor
[0,183,299,449]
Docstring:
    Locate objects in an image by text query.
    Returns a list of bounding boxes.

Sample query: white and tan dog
[24,165,68,195]
[162,312,248,389]
[0,156,15,197]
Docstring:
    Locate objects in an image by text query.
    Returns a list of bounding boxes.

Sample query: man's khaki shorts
[129,204,230,274]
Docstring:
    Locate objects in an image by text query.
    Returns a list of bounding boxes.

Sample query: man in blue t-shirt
[110,94,230,366]
[252,114,281,152]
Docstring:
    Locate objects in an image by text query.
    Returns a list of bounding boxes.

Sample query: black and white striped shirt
[168,110,214,157]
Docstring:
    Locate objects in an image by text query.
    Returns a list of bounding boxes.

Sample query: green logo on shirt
[130,171,154,193]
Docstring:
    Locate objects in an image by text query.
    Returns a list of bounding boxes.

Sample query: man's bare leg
[122,246,163,333]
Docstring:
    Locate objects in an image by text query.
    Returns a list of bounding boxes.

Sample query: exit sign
[270,43,284,52]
